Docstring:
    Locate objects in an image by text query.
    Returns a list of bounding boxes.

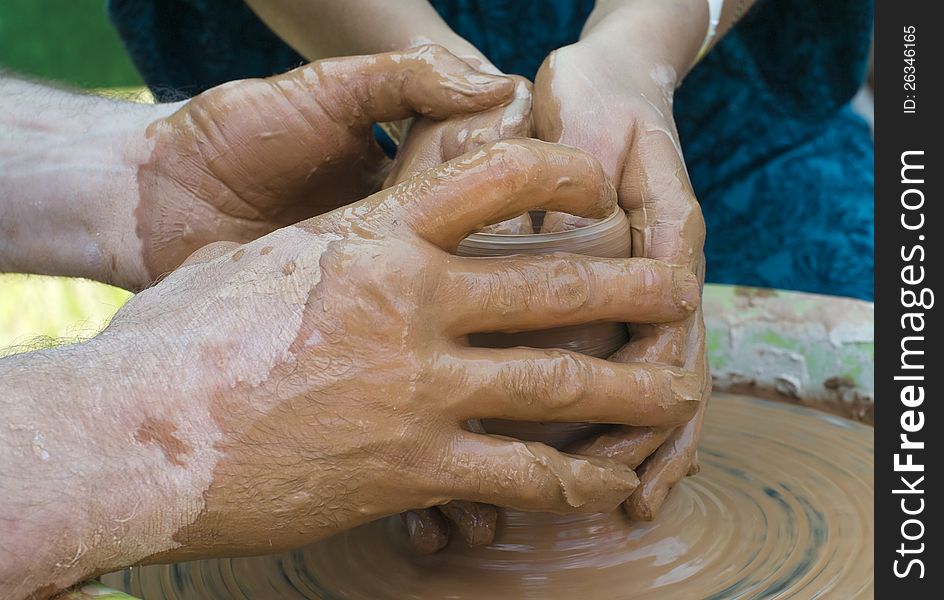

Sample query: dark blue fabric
[107,0,874,300]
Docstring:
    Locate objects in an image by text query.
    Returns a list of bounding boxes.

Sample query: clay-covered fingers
[619,123,705,267]
[449,347,700,426]
[565,425,674,470]
[440,255,699,335]
[439,432,639,513]
[274,44,515,126]
[623,401,706,521]
[384,76,533,186]
[403,501,498,553]
[437,501,498,546]
[401,509,450,554]
[605,131,709,522]
[379,139,617,249]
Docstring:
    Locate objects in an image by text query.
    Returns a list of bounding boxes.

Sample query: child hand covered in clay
[531,0,723,521]
[236,0,722,550]
[386,1,720,543]
[0,139,703,599]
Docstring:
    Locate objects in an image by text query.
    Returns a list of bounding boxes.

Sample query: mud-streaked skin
[134,45,520,288]
[399,0,719,548]
[0,139,703,599]
[101,393,875,600]
[532,1,758,523]
[383,74,539,550]
[0,46,515,293]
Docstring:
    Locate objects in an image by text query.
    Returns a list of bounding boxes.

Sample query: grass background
[0,0,142,88]
[1,1,141,352]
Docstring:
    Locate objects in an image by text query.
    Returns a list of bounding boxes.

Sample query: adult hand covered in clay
[0,46,516,292]
[0,140,705,598]
[136,45,516,286]
[532,36,710,521]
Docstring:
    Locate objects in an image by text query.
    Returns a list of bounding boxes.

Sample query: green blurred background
[0,0,142,88]
[0,0,141,352]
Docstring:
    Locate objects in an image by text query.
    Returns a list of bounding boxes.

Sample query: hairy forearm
[244,0,494,70]
[582,0,759,79]
[0,77,173,290]
[0,331,217,599]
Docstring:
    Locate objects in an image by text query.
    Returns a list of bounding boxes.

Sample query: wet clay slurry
[101,393,874,599]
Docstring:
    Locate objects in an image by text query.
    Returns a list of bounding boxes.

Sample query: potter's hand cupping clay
[134,45,516,284]
[381,73,535,551]
[534,38,710,521]
[108,139,701,566]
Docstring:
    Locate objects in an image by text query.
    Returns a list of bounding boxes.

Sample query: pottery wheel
[101,393,874,599]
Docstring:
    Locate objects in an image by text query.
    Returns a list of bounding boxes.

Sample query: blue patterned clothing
[108,0,874,300]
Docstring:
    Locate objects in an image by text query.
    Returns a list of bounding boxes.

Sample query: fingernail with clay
[677,271,701,312]
[626,484,669,522]
[440,501,497,547]
[465,71,512,87]
[402,510,449,554]
[595,463,641,510]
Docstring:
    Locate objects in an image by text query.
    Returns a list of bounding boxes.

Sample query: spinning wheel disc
[102,393,874,599]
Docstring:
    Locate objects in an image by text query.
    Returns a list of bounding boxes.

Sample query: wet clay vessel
[459,210,632,447]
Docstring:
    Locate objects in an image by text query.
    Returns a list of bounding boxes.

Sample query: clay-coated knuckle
[485,139,553,191]
[546,257,594,316]
[510,444,570,509]
[489,266,537,315]
[541,350,590,413]
[500,85,533,136]
[327,74,371,118]
[515,479,553,509]
[402,43,449,65]
[630,261,672,309]
[630,368,686,422]
[502,111,531,138]
[687,193,707,224]
[693,198,706,222]
[511,115,532,136]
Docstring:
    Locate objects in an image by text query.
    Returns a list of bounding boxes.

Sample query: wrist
[0,99,168,290]
[0,331,215,596]
[75,330,222,565]
[246,0,499,74]
[581,0,708,80]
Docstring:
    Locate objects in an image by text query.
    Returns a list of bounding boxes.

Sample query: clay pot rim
[464,208,625,245]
